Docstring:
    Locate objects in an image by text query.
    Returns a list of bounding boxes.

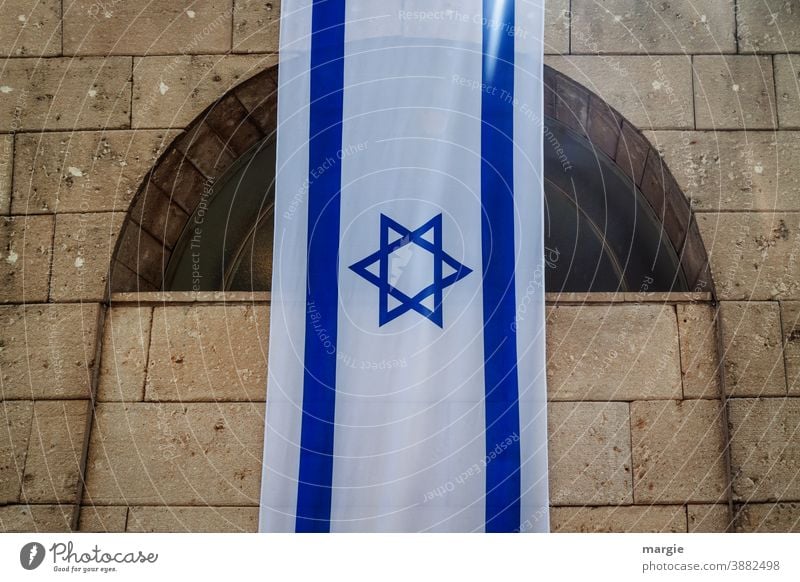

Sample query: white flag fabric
[260,0,549,532]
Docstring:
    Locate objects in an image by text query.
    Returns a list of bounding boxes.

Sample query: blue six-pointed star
[349,214,472,327]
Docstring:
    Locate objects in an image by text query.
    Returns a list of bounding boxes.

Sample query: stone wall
[1,0,799,532]
[64,292,729,534]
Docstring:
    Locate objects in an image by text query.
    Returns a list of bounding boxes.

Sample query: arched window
[111,65,711,296]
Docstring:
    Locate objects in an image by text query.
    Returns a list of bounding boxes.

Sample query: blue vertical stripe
[295,0,346,533]
[480,0,522,532]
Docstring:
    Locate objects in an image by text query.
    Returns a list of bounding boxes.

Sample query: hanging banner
[260,0,548,532]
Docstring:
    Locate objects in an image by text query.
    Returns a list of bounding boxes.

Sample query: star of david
[349,214,472,327]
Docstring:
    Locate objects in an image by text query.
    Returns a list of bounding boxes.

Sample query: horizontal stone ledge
[109,291,713,305]
[547,396,721,403]
[547,292,713,304]
[60,50,241,58]
[111,291,271,304]
[89,397,719,404]
[550,502,704,507]
[80,503,262,508]
[567,51,738,56]
[694,210,800,214]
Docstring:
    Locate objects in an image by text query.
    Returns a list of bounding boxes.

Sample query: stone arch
[108,63,712,295]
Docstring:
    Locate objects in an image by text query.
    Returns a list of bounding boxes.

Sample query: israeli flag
[260,0,548,532]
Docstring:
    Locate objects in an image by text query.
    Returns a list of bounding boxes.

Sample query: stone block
[729,398,800,502]
[145,305,268,401]
[677,304,721,399]
[12,131,174,214]
[774,54,800,128]
[0,401,33,503]
[0,215,53,303]
[698,212,800,300]
[735,503,800,532]
[542,0,569,54]
[632,400,727,503]
[0,134,11,214]
[21,401,90,504]
[693,56,776,130]
[0,57,132,132]
[127,506,258,532]
[78,506,128,533]
[737,1,800,53]
[720,302,786,397]
[547,305,682,401]
[233,0,280,54]
[132,54,277,129]
[84,402,265,505]
[0,504,72,532]
[50,212,124,302]
[688,504,731,532]
[781,301,800,394]
[548,402,632,505]
[571,0,735,54]
[98,307,153,402]
[0,303,101,400]
[545,56,693,130]
[550,505,686,533]
[64,0,233,56]
[0,0,61,57]
[648,131,800,212]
